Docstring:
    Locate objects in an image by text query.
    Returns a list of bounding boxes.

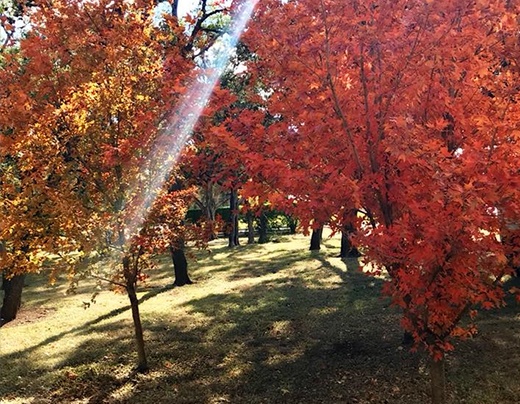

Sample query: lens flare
[124,0,258,245]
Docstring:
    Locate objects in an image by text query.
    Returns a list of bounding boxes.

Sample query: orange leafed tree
[229,1,520,402]
[0,0,197,370]
[182,72,254,247]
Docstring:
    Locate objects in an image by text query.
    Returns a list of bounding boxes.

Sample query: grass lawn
[0,232,518,403]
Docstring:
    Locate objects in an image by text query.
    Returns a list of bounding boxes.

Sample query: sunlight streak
[124,0,258,245]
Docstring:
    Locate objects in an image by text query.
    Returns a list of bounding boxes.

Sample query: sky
[177,0,205,17]
[177,0,194,17]
[1,1,228,46]
[177,0,233,17]
[177,0,190,15]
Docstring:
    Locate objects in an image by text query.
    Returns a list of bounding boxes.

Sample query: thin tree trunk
[258,213,269,244]
[206,203,217,240]
[199,185,218,240]
[402,331,414,345]
[430,355,446,404]
[339,229,361,258]
[246,211,255,244]
[123,255,148,373]
[233,208,240,247]
[228,189,240,248]
[1,273,25,326]
[402,295,414,346]
[287,216,298,234]
[340,211,360,257]
[170,241,192,286]
[310,226,323,251]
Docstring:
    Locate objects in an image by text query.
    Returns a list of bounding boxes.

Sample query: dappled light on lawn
[1,234,518,403]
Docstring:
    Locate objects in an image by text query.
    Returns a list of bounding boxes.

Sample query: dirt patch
[1,306,57,327]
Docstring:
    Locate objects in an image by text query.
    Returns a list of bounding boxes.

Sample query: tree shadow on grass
[0,283,176,365]
[0,256,427,403]
[194,243,310,280]
[447,275,520,402]
[140,264,429,404]
[224,250,313,281]
[1,251,518,404]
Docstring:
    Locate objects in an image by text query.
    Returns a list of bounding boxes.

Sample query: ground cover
[0,233,518,403]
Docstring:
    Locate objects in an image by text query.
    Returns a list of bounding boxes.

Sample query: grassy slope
[0,233,518,404]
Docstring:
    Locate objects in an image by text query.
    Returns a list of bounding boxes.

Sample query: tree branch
[320,0,364,177]
[89,273,126,289]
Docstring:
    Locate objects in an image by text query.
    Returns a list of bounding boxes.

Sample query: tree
[1,271,25,325]
[339,210,361,259]
[0,0,96,322]
[245,211,255,244]
[143,178,208,287]
[309,225,323,251]
[182,53,257,247]
[258,211,269,244]
[0,0,195,369]
[230,1,520,402]
[0,0,240,364]
[227,188,240,247]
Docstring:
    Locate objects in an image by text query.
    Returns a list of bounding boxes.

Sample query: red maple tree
[225,1,520,401]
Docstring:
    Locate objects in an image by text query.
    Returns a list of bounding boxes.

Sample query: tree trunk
[1,273,25,326]
[246,211,255,244]
[172,0,179,18]
[170,242,192,286]
[123,255,148,373]
[200,188,218,240]
[339,229,361,257]
[402,331,414,346]
[339,211,360,257]
[430,355,446,404]
[310,226,323,251]
[228,189,240,248]
[258,213,269,244]
[287,216,298,234]
[206,203,218,240]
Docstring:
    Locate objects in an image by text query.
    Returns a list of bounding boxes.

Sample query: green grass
[0,232,518,403]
